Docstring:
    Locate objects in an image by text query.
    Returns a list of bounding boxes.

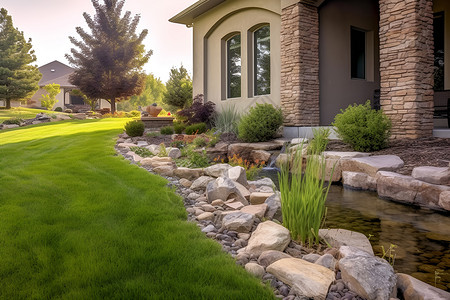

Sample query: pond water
[258,169,450,291]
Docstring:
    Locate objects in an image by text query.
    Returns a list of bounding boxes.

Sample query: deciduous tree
[0,8,41,109]
[66,0,152,113]
[39,83,60,110]
[119,73,166,111]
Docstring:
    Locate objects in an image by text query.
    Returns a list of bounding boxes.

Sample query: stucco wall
[192,0,281,112]
[319,0,380,125]
[434,0,450,90]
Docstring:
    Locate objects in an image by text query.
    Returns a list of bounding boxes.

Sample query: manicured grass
[0,119,275,299]
[0,107,66,122]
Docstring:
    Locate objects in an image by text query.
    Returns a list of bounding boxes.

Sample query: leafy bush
[238,104,283,142]
[124,120,145,137]
[205,129,221,147]
[125,110,141,118]
[177,94,215,125]
[213,104,240,135]
[185,122,207,135]
[130,146,153,157]
[170,140,185,149]
[308,128,330,155]
[193,137,207,148]
[160,126,174,135]
[173,122,186,134]
[2,118,22,125]
[332,100,391,152]
[278,148,332,246]
[177,145,210,168]
[54,107,63,112]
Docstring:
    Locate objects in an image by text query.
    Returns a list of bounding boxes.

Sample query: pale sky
[1,0,194,83]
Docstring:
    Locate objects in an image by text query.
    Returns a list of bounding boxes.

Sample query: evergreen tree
[66,0,152,113]
[0,8,41,109]
[163,65,193,110]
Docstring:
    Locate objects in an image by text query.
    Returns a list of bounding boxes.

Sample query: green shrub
[278,148,333,246]
[193,137,207,148]
[146,132,160,138]
[214,104,240,135]
[124,120,145,137]
[54,107,63,112]
[177,145,210,168]
[160,126,174,135]
[129,110,141,118]
[2,118,22,125]
[308,128,330,155]
[238,104,283,142]
[185,122,207,135]
[332,100,391,152]
[130,146,153,157]
[157,143,168,157]
[174,122,186,134]
[170,140,185,149]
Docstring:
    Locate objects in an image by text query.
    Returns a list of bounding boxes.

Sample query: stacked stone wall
[280,2,320,127]
[379,0,434,139]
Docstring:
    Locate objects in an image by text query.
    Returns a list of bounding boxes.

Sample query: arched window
[254,25,270,95]
[227,34,241,98]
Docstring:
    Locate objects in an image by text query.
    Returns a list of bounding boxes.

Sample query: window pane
[351,28,365,79]
[434,12,445,91]
[255,25,271,95]
[227,34,241,98]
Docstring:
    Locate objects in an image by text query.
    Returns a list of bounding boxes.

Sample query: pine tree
[0,8,41,109]
[163,65,193,110]
[66,0,152,113]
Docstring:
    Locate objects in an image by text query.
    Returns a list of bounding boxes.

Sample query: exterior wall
[319,0,380,125]
[434,0,450,90]
[29,87,65,110]
[192,0,281,112]
[379,0,435,139]
[280,2,320,126]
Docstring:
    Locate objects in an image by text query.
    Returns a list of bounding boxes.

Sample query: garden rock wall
[115,133,450,300]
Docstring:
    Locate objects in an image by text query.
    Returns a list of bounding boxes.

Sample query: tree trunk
[110,98,116,114]
[6,99,11,109]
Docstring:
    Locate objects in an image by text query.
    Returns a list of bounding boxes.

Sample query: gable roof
[38,60,75,88]
[169,0,226,26]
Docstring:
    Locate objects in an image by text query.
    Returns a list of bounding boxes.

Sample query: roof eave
[169,0,226,26]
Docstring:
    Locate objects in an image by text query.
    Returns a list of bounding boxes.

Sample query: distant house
[171,0,450,139]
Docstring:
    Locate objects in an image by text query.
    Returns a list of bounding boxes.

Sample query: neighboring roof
[38,60,75,87]
[39,73,76,89]
[169,0,226,26]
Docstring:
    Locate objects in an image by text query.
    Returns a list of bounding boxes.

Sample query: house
[170,0,450,139]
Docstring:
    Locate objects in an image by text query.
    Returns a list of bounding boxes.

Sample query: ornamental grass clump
[278,146,333,246]
[213,104,240,135]
[332,100,391,152]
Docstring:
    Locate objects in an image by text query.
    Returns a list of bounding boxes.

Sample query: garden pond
[259,169,450,291]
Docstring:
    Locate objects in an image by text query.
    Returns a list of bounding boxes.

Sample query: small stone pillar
[379,0,434,139]
[280,1,320,127]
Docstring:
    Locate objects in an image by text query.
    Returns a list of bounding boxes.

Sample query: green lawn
[0,119,275,299]
[0,107,66,122]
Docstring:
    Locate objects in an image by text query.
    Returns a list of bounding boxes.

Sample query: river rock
[323,151,370,159]
[267,258,335,300]
[250,150,271,163]
[240,204,268,219]
[227,166,248,187]
[322,158,342,182]
[211,199,224,206]
[376,171,450,209]
[250,192,275,205]
[234,182,251,199]
[248,177,275,189]
[264,192,282,222]
[303,253,321,263]
[340,155,404,177]
[342,171,377,191]
[412,166,450,186]
[275,153,290,169]
[245,262,265,278]
[173,167,204,180]
[206,177,248,205]
[315,254,337,271]
[117,142,136,149]
[197,212,214,221]
[179,178,192,188]
[168,147,181,159]
[221,212,255,233]
[224,200,244,210]
[291,138,309,145]
[141,156,174,168]
[228,143,282,161]
[439,191,450,211]
[338,246,397,300]
[204,164,232,178]
[258,250,292,268]
[153,165,174,176]
[319,228,374,255]
[190,176,215,191]
[245,221,291,256]
[396,273,450,300]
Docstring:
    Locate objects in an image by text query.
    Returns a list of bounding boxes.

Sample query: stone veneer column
[379,0,434,139]
[280,1,319,127]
